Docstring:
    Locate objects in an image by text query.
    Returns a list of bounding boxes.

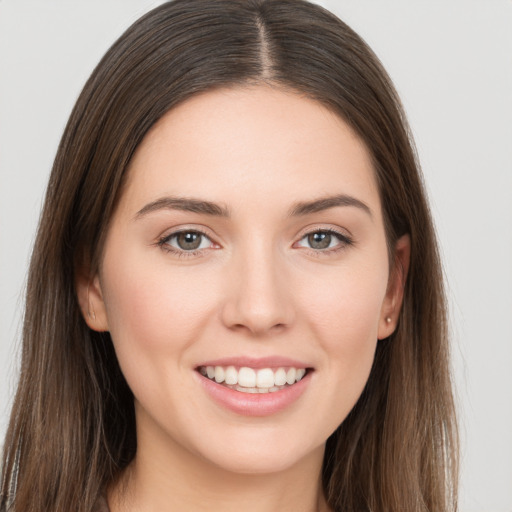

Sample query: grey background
[1,1,511,510]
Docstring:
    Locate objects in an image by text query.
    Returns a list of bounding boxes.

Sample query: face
[80,85,408,475]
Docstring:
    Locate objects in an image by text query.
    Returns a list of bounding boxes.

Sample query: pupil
[308,232,331,249]
[177,232,201,250]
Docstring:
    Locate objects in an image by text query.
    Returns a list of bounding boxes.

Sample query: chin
[190,426,326,476]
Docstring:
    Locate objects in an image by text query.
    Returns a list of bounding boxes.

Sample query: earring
[385,316,392,324]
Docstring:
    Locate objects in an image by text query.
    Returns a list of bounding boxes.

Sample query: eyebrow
[288,194,372,218]
[134,193,372,220]
[134,196,230,219]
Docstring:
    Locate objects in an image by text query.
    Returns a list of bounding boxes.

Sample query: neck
[108,416,330,512]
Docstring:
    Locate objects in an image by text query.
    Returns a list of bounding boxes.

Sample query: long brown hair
[1,1,458,510]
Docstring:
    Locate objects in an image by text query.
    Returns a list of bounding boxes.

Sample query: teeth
[238,367,256,387]
[274,368,287,386]
[214,366,225,383]
[225,366,237,385]
[200,365,309,390]
[256,368,275,388]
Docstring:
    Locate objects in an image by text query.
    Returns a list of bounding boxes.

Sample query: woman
[0,0,458,511]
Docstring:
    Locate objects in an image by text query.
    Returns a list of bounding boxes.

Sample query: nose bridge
[222,235,293,335]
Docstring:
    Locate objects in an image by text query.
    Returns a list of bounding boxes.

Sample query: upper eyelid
[164,227,211,238]
[296,229,352,245]
[161,229,216,246]
[295,224,353,241]
[159,226,216,242]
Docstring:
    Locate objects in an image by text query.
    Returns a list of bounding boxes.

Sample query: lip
[195,358,313,417]
[196,356,310,370]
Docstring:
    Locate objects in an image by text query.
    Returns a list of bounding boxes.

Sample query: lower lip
[196,371,312,417]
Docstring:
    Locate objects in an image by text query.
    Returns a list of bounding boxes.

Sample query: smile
[195,359,313,416]
[198,365,307,394]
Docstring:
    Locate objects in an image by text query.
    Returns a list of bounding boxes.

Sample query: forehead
[122,85,380,216]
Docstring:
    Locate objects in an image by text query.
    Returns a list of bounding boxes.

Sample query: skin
[78,85,409,512]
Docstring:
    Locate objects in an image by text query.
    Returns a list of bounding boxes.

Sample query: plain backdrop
[0,1,511,510]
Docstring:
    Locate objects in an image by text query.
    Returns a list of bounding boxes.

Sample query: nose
[220,244,295,336]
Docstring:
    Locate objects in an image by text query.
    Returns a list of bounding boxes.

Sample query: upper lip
[196,356,312,370]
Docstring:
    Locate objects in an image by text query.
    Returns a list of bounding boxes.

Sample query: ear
[76,268,109,332]
[378,234,410,340]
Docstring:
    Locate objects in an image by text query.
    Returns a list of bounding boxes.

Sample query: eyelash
[156,228,214,258]
[156,228,353,258]
[295,228,354,256]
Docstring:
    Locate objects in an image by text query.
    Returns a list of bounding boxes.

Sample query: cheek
[296,255,388,388]
[278,255,390,441]
[100,249,219,359]
[303,259,388,341]
[99,252,225,423]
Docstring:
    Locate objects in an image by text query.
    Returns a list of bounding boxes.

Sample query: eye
[159,230,215,252]
[295,229,352,251]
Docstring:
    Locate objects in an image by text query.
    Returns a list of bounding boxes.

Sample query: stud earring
[385,316,392,324]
